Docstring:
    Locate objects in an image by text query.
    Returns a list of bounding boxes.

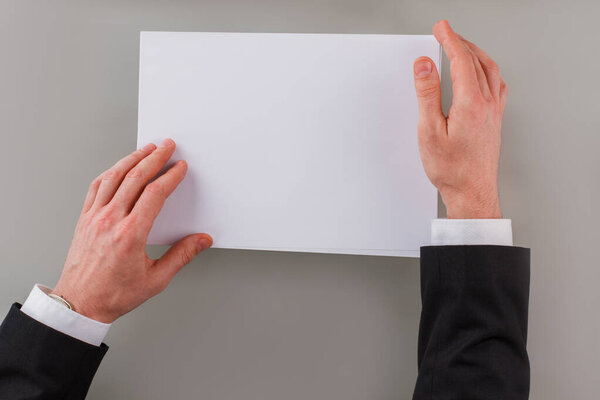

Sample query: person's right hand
[413,20,508,219]
[52,139,212,323]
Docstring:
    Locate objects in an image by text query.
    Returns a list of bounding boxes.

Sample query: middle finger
[111,138,176,212]
[465,43,492,100]
[460,36,503,100]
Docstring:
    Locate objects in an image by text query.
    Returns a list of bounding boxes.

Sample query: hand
[413,20,507,219]
[52,139,212,323]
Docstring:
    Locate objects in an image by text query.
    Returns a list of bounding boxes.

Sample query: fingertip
[196,233,213,251]
[201,233,214,247]
[159,138,176,148]
[175,159,188,170]
[414,57,434,78]
[433,19,447,32]
[432,21,445,42]
[140,142,157,152]
[415,56,433,63]
[433,19,454,39]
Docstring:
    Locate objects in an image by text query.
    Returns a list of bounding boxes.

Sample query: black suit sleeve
[0,303,108,400]
[413,245,530,400]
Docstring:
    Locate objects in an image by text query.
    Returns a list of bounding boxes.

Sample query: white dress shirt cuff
[20,284,110,346]
[431,218,513,246]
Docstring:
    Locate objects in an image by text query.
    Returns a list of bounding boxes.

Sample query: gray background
[1,0,598,399]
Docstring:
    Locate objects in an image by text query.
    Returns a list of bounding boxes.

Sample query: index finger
[433,20,481,99]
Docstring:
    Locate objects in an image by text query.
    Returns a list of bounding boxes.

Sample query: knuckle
[456,92,486,114]
[112,217,138,244]
[102,168,121,181]
[456,97,488,124]
[152,147,169,159]
[487,60,500,74]
[125,167,143,179]
[417,84,440,101]
[146,181,165,198]
[94,203,121,228]
[179,248,196,266]
[94,211,114,231]
[104,202,120,215]
[77,212,94,229]
[447,52,460,63]
[148,271,170,294]
[89,177,101,189]
[153,278,169,294]
[467,93,486,111]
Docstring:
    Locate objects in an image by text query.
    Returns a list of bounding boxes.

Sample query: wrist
[21,284,111,346]
[442,189,502,219]
[51,284,116,324]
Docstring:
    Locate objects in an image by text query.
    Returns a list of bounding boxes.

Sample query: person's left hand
[52,139,212,323]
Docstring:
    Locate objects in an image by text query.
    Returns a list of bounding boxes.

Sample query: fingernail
[141,142,156,152]
[159,138,173,148]
[414,59,432,77]
[198,238,212,251]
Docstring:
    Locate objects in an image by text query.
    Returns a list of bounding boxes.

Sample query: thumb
[413,57,445,125]
[153,233,213,284]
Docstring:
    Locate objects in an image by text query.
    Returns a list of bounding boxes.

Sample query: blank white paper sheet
[137,32,440,257]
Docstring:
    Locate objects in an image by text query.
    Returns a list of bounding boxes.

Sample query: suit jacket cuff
[0,303,108,399]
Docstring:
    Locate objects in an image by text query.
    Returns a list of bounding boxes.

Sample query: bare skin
[52,139,212,323]
[413,20,507,219]
[52,19,507,324]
